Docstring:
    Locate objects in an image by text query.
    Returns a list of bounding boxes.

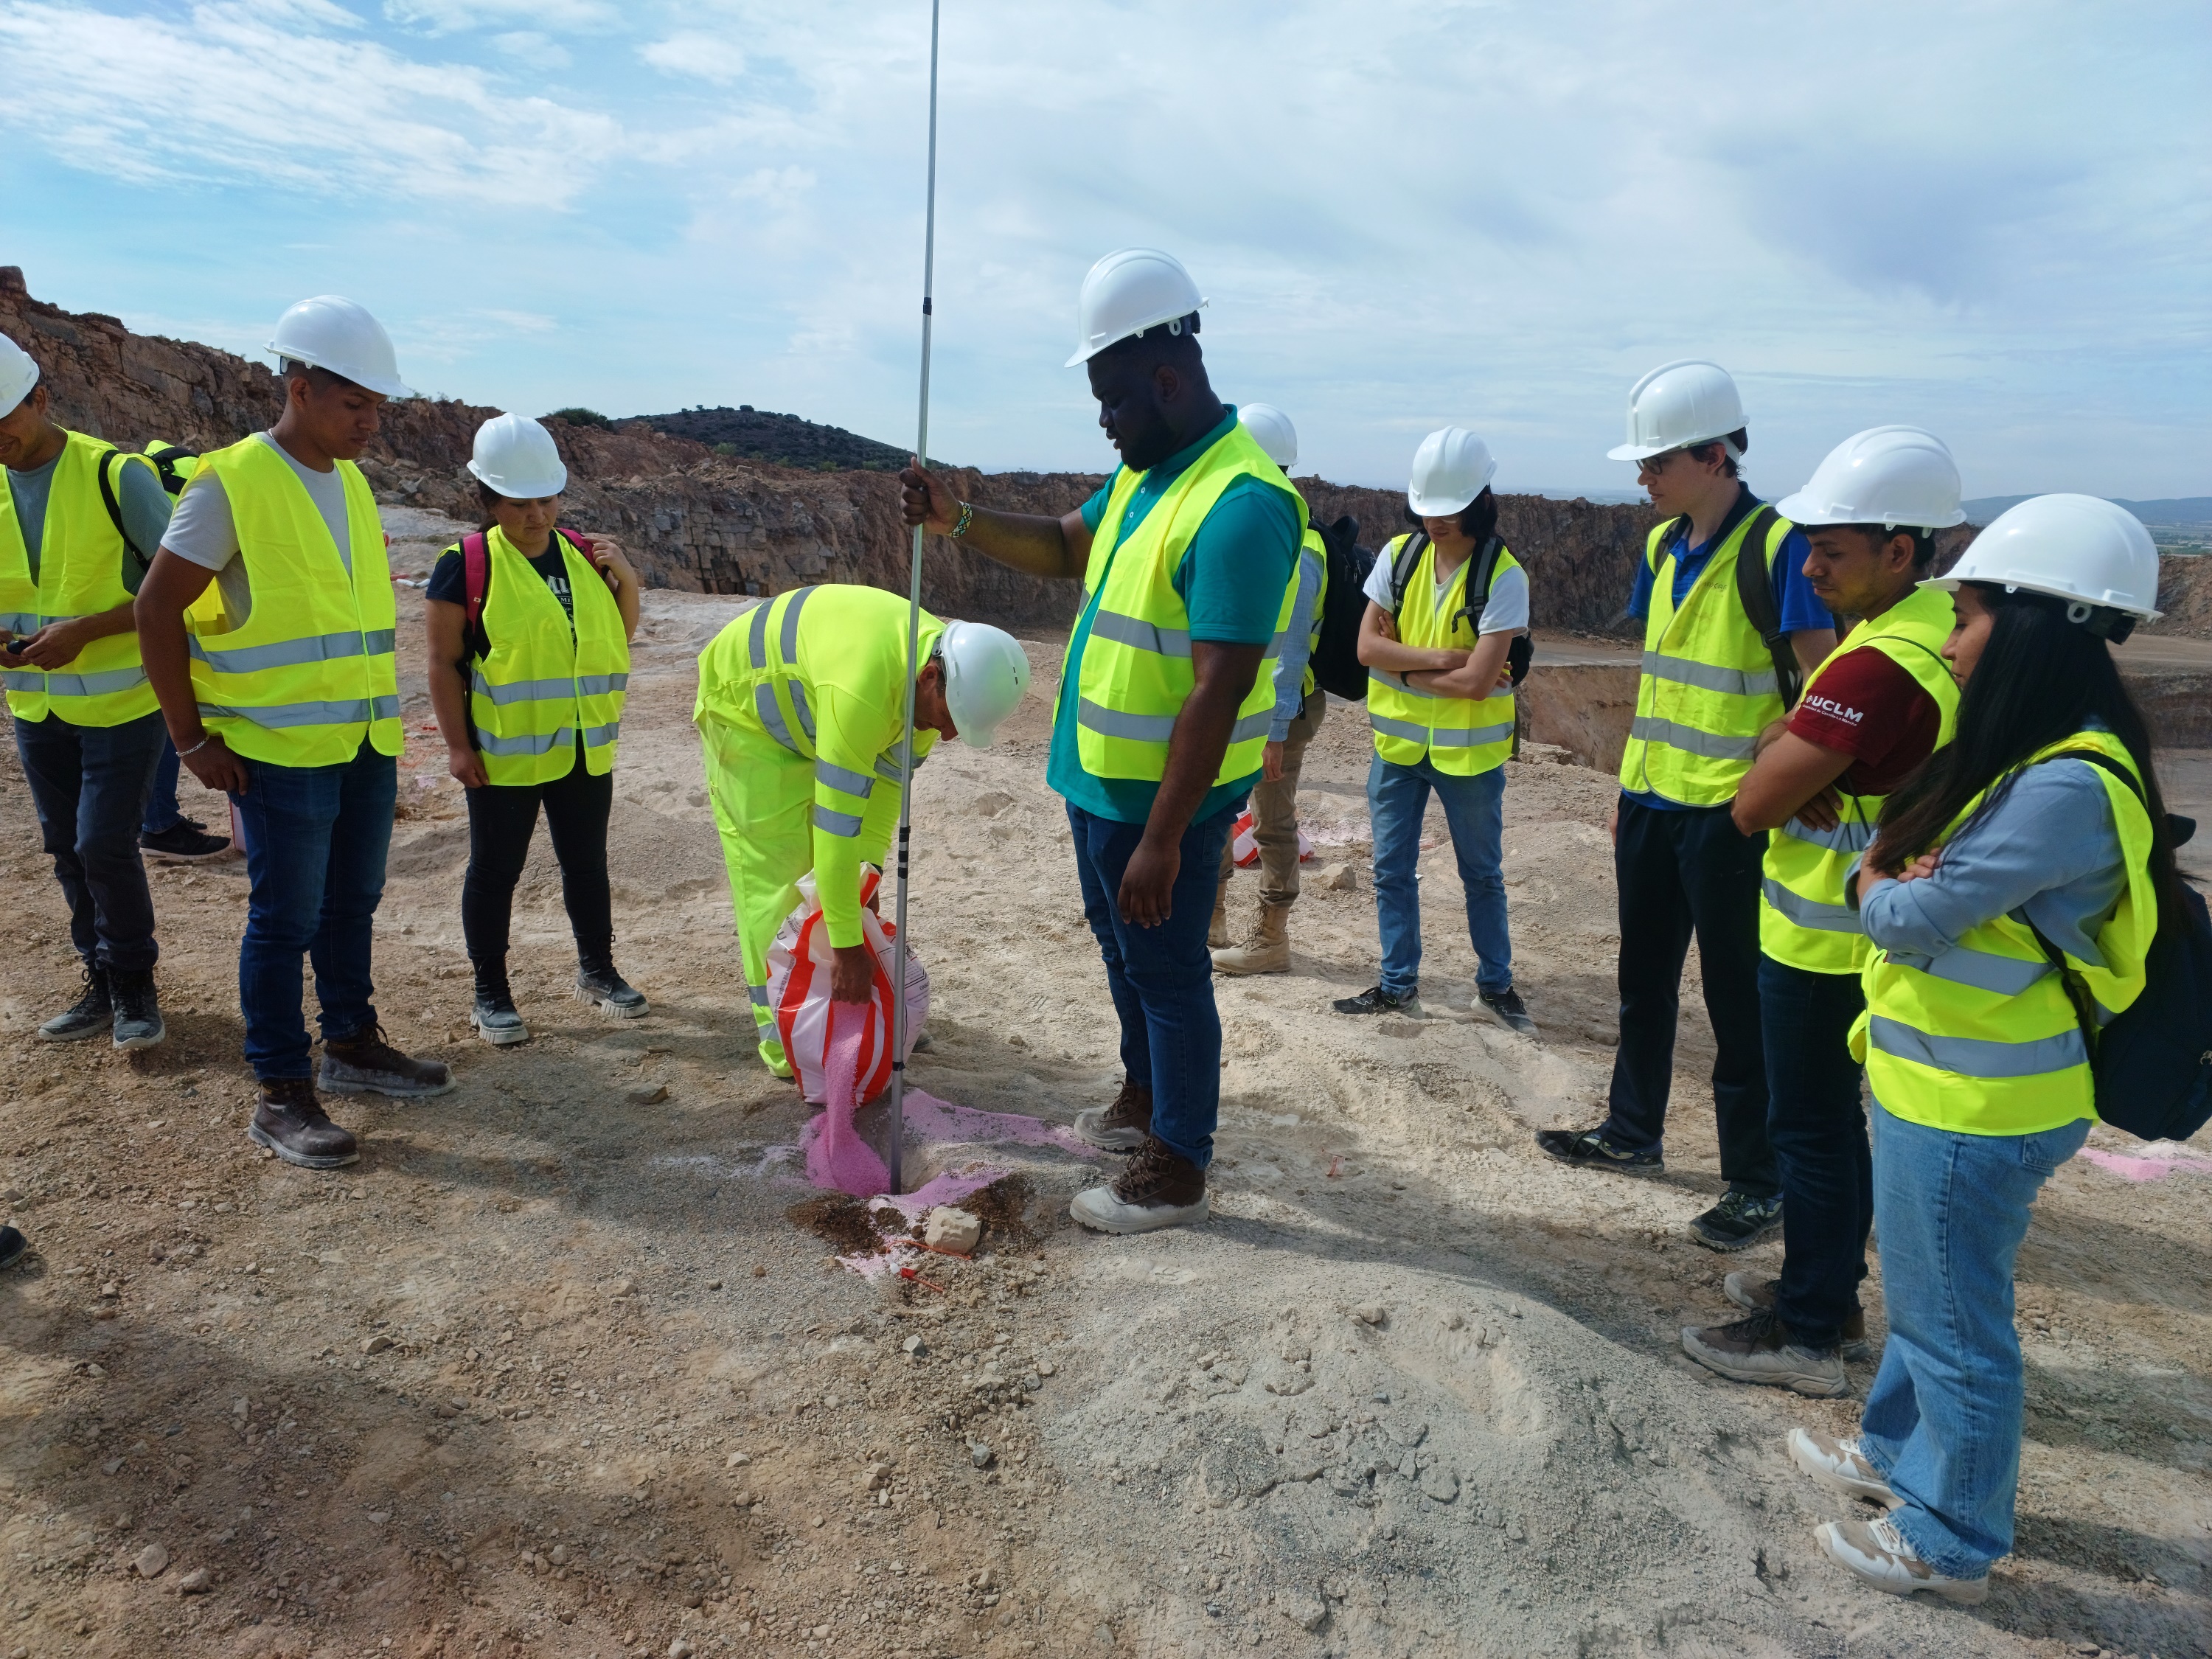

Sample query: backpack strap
[1730,505,1801,706]
[94,448,159,569]
[1388,532,1430,617]
[1450,535,1506,636]
[143,445,198,496]
[462,532,491,653]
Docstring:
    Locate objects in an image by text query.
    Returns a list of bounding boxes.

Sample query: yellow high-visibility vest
[1364,532,1520,777]
[0,429,158,725]
[465,527,629,785]
[187,437,401,766]
[1295,524,1327,700]
[1760,585,1960,973]
[1063,421,1304,785]
[1850,728,2157,1135]
[1618,509,1798,806]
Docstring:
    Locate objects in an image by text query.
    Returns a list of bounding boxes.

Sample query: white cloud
[383,0,616,35]
[490,29,570,70]
[638,29,745,84]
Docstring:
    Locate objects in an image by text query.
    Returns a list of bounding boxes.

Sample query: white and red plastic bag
[766,866,930,1107]
[1230,807,1313,869]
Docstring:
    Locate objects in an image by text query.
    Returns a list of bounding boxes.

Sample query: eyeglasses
[1635,450,1682,480]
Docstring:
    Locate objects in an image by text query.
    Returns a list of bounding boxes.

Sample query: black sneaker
[38,964,111,1043]
[108,968,165,1051]
[1535,1124,1663,1175]
[139,817,232,862]
[0,1224,27,1272]
[470,994,530,1046]
[1724,1271,1875,1363]
[575,965,648,1018]
[248,1078,359,1170]
[1476,986,1537,1034]
[1332,985,1422,1017]
[1691,1187,1783,1252]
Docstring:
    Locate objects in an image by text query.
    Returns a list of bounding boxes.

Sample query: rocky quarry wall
[4,265,2206,642]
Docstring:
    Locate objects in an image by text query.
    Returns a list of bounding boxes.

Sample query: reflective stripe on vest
[1849,728,2159,1136]
[1062,422,1304,786]
[1364,533,1519,777]
[1296,528,1326,699]
[187,438,400,765]
[0,431,158,726]
[1617,508,1796,806]
[465,526,630,786]
[1759,585,1961,974]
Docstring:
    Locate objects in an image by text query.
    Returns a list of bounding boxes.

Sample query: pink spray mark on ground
[2078,1144,2212,1183]
[797,1085,1100,1201]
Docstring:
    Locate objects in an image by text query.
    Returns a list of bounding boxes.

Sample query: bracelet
[950,501,974,540]
[176,736,211,759]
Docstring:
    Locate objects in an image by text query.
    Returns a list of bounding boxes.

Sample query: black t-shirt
[427,536,577,657]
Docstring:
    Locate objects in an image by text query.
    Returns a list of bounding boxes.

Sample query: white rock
[1419,1465,1460,1503]
[134,1543,168,1579]
[1316,862,1357,891]
[176,1567,212,1595]
[900,1335,927,1357]
[1281,1593,1329,1632]
[923,1207,981,1254]
[970,1441,994,1469]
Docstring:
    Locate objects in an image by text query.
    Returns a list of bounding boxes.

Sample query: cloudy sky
[4,0,2206,498]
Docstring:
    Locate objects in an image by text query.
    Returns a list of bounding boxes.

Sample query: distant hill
[634,405,912,473]
[1964,494,2212,526]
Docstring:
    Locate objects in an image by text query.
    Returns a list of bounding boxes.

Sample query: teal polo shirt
[1046,407,1302,825]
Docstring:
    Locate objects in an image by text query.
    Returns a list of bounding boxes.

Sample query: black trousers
[1761,955,1871,1347]
[462,754,615,983]
[1601,795,1778,1199]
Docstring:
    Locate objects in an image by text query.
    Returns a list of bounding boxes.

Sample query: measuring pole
[887,0,942,1195]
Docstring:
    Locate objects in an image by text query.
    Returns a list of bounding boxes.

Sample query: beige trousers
[1218,689,1325,908]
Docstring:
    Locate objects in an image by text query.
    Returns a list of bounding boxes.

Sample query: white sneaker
[1816,1515,1989,1604]
[1787,1427,1899,1506]
[1068,1138,1210,1234]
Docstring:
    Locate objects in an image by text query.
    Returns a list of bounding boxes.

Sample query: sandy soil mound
[0,552,2205,1659]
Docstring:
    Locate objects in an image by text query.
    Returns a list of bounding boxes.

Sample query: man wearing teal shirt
[900,250,1298,1234]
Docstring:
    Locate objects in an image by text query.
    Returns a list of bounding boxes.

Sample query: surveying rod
[887,0,942,1196]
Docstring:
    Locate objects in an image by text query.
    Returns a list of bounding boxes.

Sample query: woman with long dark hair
[1784,495,2177,1604]
[425,413,646,1045]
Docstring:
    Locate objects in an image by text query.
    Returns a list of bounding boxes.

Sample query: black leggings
[462,757,615,985]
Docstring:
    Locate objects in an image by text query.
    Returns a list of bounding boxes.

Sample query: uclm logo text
[1803,695,1864,723]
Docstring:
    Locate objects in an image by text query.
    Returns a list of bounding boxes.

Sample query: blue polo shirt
[1046,407,1301,825]
[1623,487,1833,812]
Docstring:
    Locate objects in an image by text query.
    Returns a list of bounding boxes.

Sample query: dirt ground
[1,523,2206,1659]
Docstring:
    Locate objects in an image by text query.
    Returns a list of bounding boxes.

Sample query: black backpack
[1307,513,1378,700]
[1384,531,1535,686]
[2028,750,2212,1143]
[1657,504,1804,707]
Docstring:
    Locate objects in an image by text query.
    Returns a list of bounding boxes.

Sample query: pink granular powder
[797,1082,1099,1202]
[2078,1145,2212,1183]
[804,1009,891,1197]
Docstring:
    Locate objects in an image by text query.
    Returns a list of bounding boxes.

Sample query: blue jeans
[1761,955,1871,1349]
[1367,754,1510,998]
[1860,1097,2090,1579]
[1066,802,1236,1171]
[13,712,166,972]
[230,744,397,1081]
[142,735,184,834]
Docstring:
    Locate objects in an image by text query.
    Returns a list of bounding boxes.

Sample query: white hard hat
[1927,494,2161,623]
[0,333,38,417]
[267,295,411,399]
[1608,359,1745,462]
[1777,425,1966,531]
[938,621,1032,749]
[467,412,568,499]
[1239,403,1297,471]
[1065,248,1207,369]
[1407,428,1498,518]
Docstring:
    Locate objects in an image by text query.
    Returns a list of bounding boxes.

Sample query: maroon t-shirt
[1789,644,1944,795]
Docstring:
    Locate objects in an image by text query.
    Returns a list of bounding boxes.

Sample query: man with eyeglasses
[1536,361,1834,1252]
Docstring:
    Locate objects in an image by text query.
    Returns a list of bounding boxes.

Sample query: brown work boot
[1725,1271,1874,1361]
[1207,880,1231,950]
[1068,1134,1210,1234]
[1074,1078,1152,1152]
[248,1078,359,1170]
[1211,900,1290,975]
[320,1023,456,1099]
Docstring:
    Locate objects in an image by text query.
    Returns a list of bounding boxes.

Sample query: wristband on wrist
[950,501,974,540]
[176,735,211,759]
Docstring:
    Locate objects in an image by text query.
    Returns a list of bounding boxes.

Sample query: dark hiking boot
[1207,880,1230,950]
[1535,1124,1663,1175]
[576,965,648,1018]
[139,817,232,862]
[1476,985,1537,1034]
[320,1023,455,1099]
[1075,1078,1152,1152]
[1691,1186,1783,1251]
[470,994,530,1046]
[39,964,111,1043]
[0,1224,27,1272]
[1725,1272,1875,1362]
[1069,1134,1210,1234]
[248,1078,358,1170]
[108,968,165,1051]
[1332,984,1422,1018]
[1681,1307,1849,1397]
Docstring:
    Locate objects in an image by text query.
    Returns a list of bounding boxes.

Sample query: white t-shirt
[160,432,358,630]
[1360,536,1529,634]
